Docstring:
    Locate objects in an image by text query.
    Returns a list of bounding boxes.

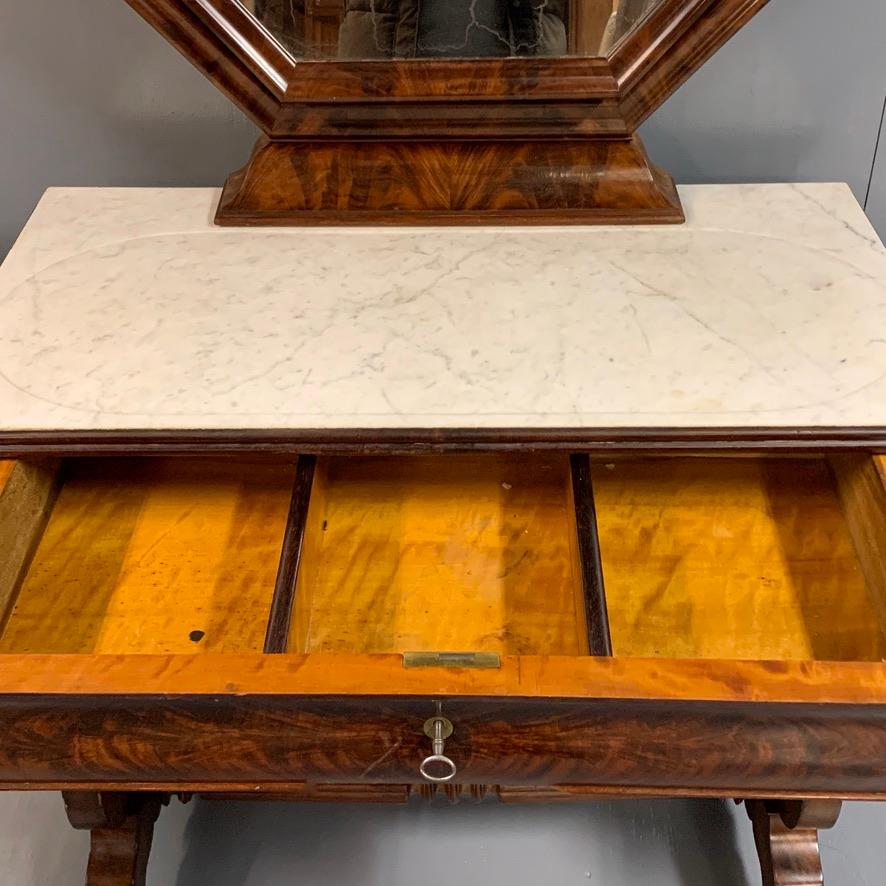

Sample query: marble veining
[0,184,884,432]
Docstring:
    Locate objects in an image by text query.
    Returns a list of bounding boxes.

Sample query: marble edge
[3,414,886,432]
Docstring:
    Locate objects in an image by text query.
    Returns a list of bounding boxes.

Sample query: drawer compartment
[288,454,592,655]
[2,452,884,664]
[0,458,295,654]
[594,456,886,661]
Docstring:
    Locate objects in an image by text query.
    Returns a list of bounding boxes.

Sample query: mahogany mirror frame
[124,0,772,224]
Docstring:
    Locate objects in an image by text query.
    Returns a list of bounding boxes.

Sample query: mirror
[237,0,663,59]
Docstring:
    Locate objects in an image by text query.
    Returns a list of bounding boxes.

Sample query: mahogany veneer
[119,0,775,224]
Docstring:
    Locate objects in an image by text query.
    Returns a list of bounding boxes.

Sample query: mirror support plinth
[214,134,684,226]
[123,0,776,226]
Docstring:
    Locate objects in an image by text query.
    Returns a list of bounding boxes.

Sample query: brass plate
[403,652,501,669]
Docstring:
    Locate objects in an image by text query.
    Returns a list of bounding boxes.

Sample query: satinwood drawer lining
[274,453,610,656]
[593,455,886,662]
[1,452,884,662]
[0,457,295,654]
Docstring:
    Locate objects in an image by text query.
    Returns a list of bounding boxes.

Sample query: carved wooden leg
[63,792,165,886]
[745,799,842,886]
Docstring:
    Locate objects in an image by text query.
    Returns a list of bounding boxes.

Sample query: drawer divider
[264,455,317,653]
[569,454,612,656]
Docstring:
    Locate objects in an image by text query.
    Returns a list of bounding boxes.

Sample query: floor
[0,793,880,885]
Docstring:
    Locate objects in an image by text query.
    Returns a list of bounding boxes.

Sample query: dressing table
[1,182,885,885]
[3,0,886,884]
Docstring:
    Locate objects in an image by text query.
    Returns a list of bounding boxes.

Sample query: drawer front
[2,694,886,797]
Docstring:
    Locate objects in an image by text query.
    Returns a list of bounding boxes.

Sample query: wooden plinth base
[214,135,684,226]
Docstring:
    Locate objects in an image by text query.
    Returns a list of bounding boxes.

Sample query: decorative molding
[121,0,775,223]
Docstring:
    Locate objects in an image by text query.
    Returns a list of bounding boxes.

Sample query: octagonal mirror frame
[124,0,772,224]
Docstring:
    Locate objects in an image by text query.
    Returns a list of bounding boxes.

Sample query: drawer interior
[288,454,589,655]
[1,451,884,663]
[594,456,886,661]
[0,458,294,654]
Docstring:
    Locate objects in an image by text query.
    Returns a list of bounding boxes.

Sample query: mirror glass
[236,0,662,59]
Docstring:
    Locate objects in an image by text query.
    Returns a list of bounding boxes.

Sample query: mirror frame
[124,0,773,224]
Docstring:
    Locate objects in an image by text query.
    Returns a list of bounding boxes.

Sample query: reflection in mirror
[237,0,661,59]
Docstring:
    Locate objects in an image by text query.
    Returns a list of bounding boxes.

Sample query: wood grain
[0,462,14,492]
[215,135,684,225]
[569,454,611,655]
[2,428,885,458]
[279,57,619,102]
[64,791,130,830]
[9,783,883,800]
[264,456,316,653]
[127,0,769,111]
[124,0,773,223]
[0,459,294,654]
[123,0,280,129]
[287,457,328,654]
[746,799,841,886]
[3,654,886,705]
[271,98,629,140]
[202,784,413,803]
[200,784,501,804]
[831,455,886,638]
[67,793,163,886]
[187,0,296,95]
[610,0,774,128]
[593,457,886,661]
[289,454,587,654]
[0,460,61,633]
[3,694,886,793]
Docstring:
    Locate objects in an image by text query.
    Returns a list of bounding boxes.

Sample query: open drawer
[1,451,886,796]
[0,458,296,654]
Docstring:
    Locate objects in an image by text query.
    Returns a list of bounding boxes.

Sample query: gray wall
[640,0,886,207]
[868,106,886,235]
[0,0,256,258]
[2,790,886,886]
[2,0,886,883]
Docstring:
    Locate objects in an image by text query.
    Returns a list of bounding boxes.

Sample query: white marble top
[1,184,884,433]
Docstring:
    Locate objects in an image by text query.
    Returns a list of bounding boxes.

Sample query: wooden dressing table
[0,183,885,883]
